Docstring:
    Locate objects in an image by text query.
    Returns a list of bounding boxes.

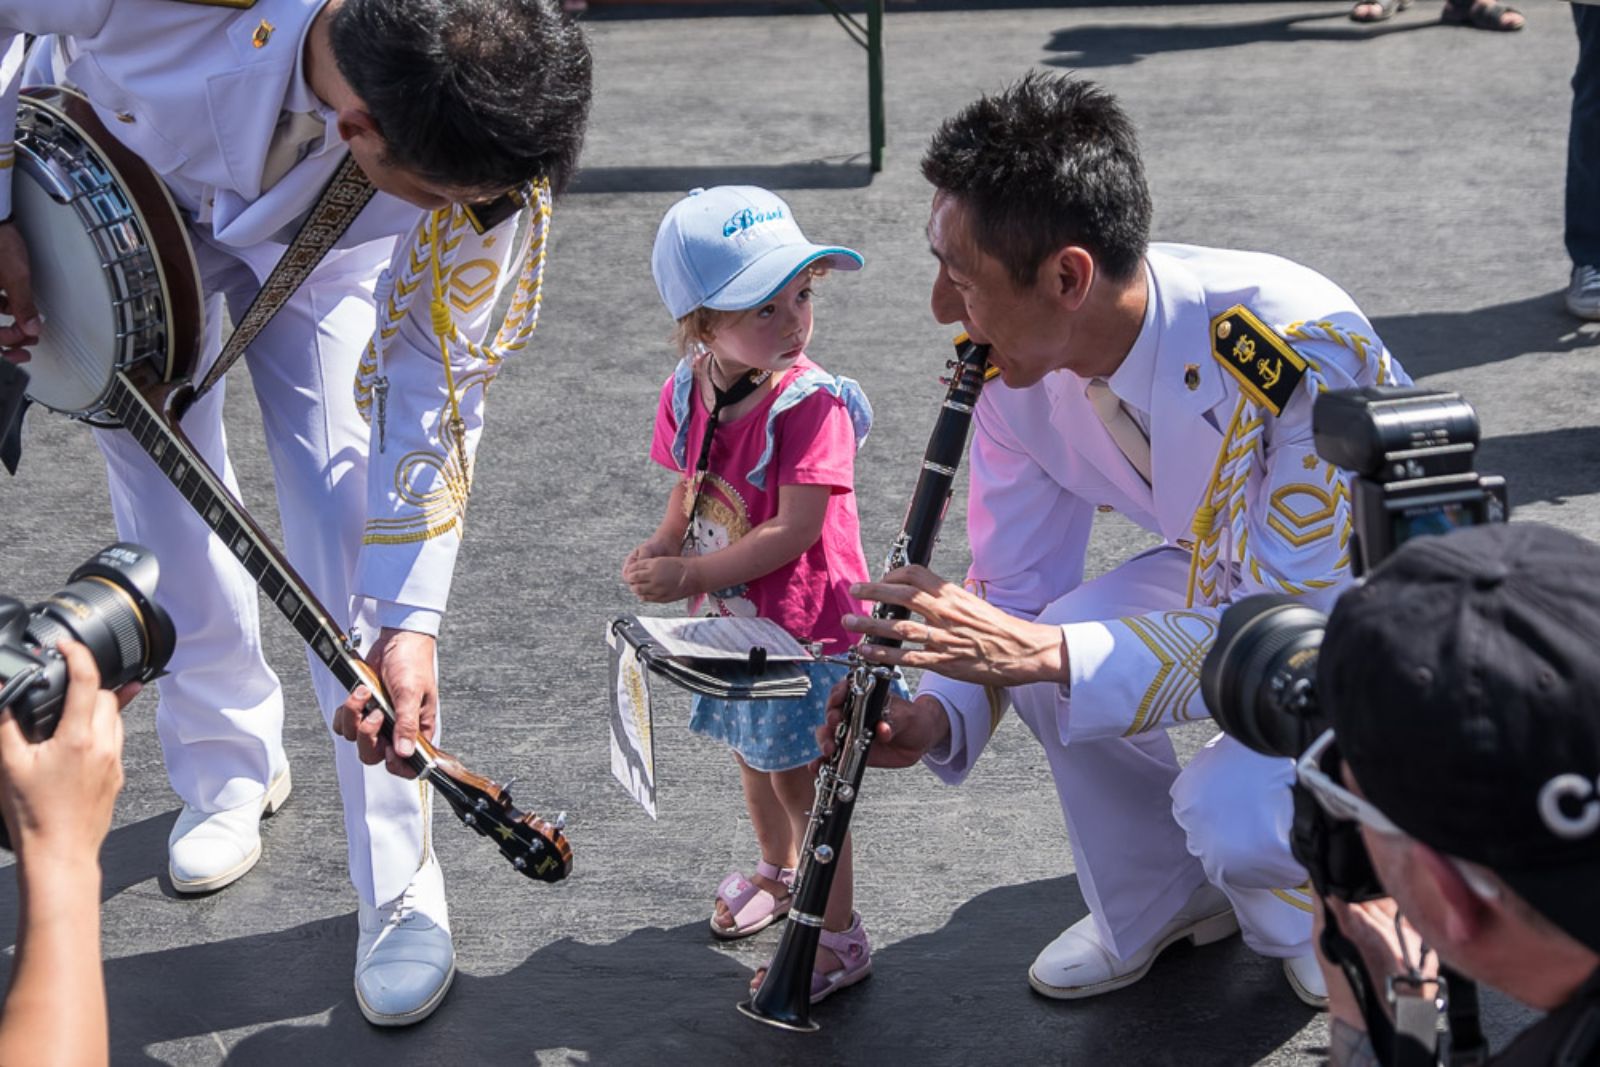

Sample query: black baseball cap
[1319,521,1600,955]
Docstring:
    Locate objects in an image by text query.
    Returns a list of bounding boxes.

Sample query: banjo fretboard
[106,372,383,728]
[101,370,573,883]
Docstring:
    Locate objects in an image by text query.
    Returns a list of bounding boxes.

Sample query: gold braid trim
[1187,314,1393,606]
[357,185,552,547]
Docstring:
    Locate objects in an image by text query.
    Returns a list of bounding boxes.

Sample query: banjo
[9,85,573,884]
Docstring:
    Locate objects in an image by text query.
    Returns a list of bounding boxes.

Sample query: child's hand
[624,555,699,603]
[622,536,678,575]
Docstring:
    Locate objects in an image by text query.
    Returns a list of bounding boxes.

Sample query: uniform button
[1177,538,1196,550]
[115,111,135,124]
[1096,504,1114,514]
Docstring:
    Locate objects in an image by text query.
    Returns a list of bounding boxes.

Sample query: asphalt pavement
[0,1,1590,1062]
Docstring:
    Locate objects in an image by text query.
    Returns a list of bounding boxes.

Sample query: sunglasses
[1295,729,1405,837]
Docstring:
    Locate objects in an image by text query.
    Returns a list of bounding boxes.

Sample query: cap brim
[1496,853,1600,955]
[703,244,863,312]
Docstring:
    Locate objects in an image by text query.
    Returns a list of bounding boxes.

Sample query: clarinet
[739,335,992,1032]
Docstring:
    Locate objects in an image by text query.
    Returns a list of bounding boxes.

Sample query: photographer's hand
[0,639,137,1067]
[1314,893,1437,1062]
[0,640,135,864]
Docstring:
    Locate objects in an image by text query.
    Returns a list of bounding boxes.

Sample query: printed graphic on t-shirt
[683,472,757,617]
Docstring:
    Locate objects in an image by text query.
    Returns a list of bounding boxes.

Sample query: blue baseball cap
[650,186,863,320]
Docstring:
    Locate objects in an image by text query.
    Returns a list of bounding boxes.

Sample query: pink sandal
[710,860,795,940]
[808,912,873,1003]
[749,911,873,1002]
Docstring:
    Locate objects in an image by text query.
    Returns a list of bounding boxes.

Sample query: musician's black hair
[329,0,592,195]
[921,72,1151,286]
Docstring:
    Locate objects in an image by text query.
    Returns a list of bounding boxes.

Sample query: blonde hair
[670,265,830,357]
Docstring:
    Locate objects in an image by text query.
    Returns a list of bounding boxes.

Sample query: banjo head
[10,177,123,413]
[9,87,201,417]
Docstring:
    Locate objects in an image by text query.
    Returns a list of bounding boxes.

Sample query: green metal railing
[813,0,885,172]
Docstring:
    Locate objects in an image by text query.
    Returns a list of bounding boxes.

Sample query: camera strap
[192,155,377,402]
[1321,922,1441,1067]
[0,662,41,717]
[1441,969,1489,1065]
[1553,967,1600,1066]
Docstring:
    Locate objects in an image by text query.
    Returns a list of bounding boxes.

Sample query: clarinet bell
[736,920,825,1032]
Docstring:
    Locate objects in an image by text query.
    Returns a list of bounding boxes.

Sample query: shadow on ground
[1042,9,1438,68]
[0,812,172,945]
[1374,291,1600,380]
[1483,425,1600,509]
[66,874,1314,1065]
[580,0,1403,21]
[570,160,873,195]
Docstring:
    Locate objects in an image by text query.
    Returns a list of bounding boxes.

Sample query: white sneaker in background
[1566,264,1600,321]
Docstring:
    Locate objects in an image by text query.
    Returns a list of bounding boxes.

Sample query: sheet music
[633,615,810,661]
[606,628,657,819]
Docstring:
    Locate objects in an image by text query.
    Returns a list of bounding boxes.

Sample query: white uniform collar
[1103,260,1160,418]
[283,8,338,150]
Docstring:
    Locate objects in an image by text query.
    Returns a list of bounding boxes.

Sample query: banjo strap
[192,153,376,399]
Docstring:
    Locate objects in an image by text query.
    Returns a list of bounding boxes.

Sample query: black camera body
[1202,386,1508,902]
[1313,386,1508,578]
[0,543,175,743]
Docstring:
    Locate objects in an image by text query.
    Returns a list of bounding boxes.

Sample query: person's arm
[1315,893,1435,1067]
[623,482,829,602]
[624,386,850,601]
[848,326,1402,749]
[0,34,35,350]
[623,480,691,574]
[0,11,116,349]
[0,640,132,1067]
[1050,330,1393,744]
[336,197,538,775]
[623,368,705,577]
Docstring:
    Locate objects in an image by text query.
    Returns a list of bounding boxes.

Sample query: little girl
[623,186,879,1005]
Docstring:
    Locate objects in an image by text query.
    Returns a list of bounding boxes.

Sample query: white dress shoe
[1284,952,1330,1009]
[168,767,291,894]
[355,855,456,1027]
[1028,884,1239,999]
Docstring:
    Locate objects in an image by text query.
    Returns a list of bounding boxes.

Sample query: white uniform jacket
[0,0,540,633]
[923,243,1410,777]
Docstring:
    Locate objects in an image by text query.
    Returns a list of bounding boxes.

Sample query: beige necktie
[1086,377,1153,484]
[260,110,327,192]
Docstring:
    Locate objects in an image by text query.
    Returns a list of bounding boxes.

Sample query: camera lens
[1200,595,1327,759]
[4,544,175,741]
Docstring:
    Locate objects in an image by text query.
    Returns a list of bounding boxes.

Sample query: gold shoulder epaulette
[1210,305,1307,417]
[165,0,257,8]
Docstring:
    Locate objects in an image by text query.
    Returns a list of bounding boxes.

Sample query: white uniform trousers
[1005,547,1312,959]
[93,234,431,908]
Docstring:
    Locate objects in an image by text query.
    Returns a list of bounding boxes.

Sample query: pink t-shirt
[649,357,871,653]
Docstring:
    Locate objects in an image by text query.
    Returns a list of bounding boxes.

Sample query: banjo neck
[105,369,572,882]
[105,368,430,774]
